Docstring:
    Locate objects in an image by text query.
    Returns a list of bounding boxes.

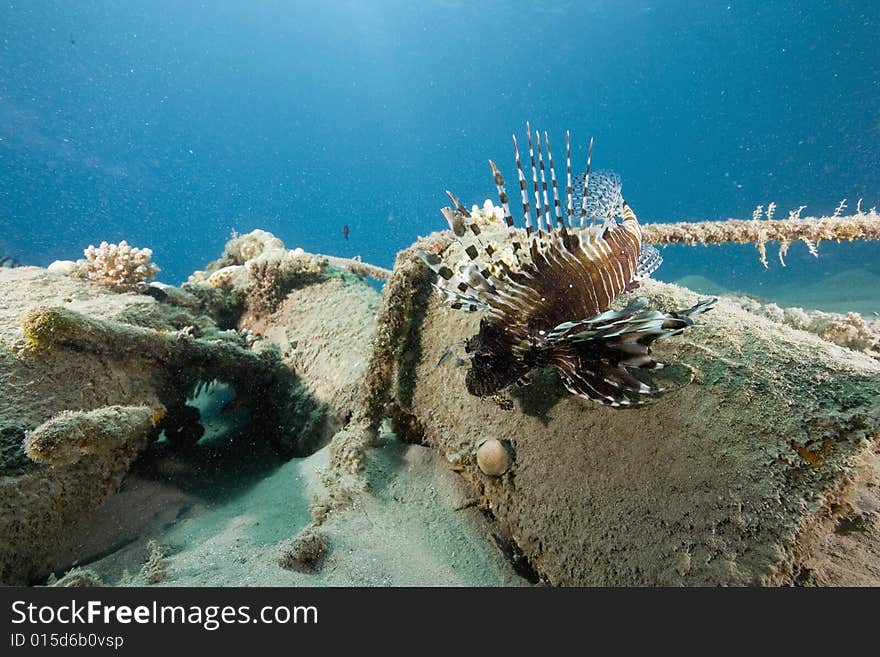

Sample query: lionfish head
[464,319,530,397]
[420,122,715,408]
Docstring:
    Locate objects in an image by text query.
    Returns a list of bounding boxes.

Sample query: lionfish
[419,123,716,408]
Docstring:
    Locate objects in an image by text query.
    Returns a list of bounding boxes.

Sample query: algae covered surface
[0,236,878,587]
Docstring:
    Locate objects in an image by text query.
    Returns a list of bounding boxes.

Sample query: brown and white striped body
[419,124,714,407]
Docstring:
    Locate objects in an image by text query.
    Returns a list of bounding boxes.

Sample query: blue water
[1,1,877,295]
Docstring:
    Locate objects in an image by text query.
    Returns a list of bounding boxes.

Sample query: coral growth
[75,241,160,290]
[450,199,879,269]
[641,207,880,268]
[47,260,78,276]
[730,296,880,357]
[224,229,286,265]
[20,307,79,350]
[189,231,329,315]
[140,540,170,584]
[206,265,246,290]
[49,567,105,587]
[245,247,327,315]
[276,527,328,573]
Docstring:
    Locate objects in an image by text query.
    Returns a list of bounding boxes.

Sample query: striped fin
[417,251,489,311]
[536,130,552,232]
[565,131,574,228]
[512,135,534,235]
[548,297,717,407]
[525,122,545,233]
[420,129,642,332]
[489,160,524,253]
[573,170,625,227]
[634,244,663,280]
[439,288,487,313]
[544,131,564,230]
[440,198,500,271]
[579,137,594,227]
[549,297,715,344]
[552,346,660,408]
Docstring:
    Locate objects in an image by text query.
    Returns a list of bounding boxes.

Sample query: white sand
[73,408,525,586]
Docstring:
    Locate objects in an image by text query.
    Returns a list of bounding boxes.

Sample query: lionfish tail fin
[548,297,717,407]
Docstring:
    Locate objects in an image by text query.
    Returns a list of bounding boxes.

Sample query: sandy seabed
[1,243,878,587]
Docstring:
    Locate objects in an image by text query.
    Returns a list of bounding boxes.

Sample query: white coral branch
[75,240,160,291]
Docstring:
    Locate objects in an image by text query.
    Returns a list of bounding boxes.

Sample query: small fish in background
[0,256,20,268]
[342,224,350,240]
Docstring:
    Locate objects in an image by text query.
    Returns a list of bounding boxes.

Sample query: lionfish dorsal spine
[565,130,575,228]
[535,130,553,231]
[525,121,546,234]
[425,125,649,326]
[489,160,523,254]
[543,131,565,230]
[421,123,717,408]
[511,134,534,235]
[579,136,594,228]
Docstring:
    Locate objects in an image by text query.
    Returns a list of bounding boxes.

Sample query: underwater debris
[1,256,20,268]
[418,123,716,408]
[23,405,164,467]
[440,196,879,269]
[641,207,880,268]
[21,306,265,373]
[321,254,392,281]
[402,275,880,585]
[18,305,306,454]
[75,240,160,290]
[310,240,440,490]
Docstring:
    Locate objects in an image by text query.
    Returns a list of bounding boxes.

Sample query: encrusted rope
[320,210,879,279]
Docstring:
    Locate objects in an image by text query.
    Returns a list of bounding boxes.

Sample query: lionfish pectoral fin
[548,297,717,407]
[551,297,716,344]
[670,297,717,320]
[552,348,661,408]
